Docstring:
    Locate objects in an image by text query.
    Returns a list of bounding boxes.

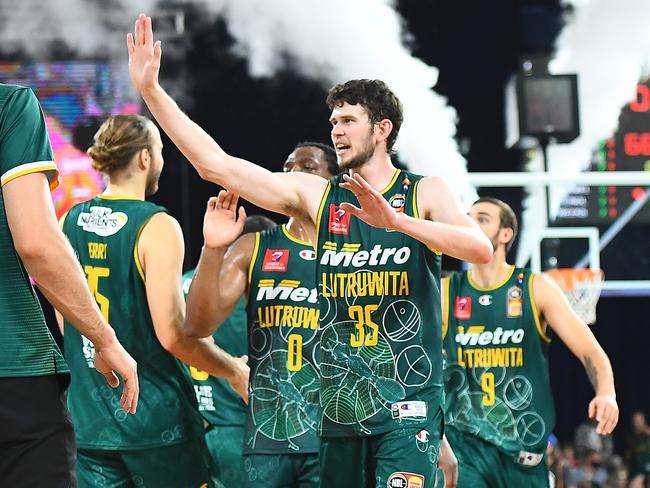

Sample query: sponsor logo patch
[77,206,128,236]
[391,401,427,420]
[387,473,408,488]
[387,472,425,488]
[478,294,493,306]
[299,249,316,261]
[389,193,406,212]
[261,249,289,272]
[507,286,523,317]
[328,204,351,234]
[454,296,472,320]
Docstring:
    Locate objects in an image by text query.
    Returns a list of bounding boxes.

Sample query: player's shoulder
[0,84,35,110]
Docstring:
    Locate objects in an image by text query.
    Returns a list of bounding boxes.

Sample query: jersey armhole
[528,273,551,343]
[442,277,451,339]
[247,232,261,303]
[59,210,69,231]
[314,181,332,254]
[412,179,442,256]
[133,212,163,283]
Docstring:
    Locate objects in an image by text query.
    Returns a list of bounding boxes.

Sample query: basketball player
[0,84,138,486]
[182,214,276,488]
[57,115,249,487]
[186,142,339,487]
[441,197,619,488]
[127,14,492,487]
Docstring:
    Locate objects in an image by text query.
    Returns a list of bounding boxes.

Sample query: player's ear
[375,118,393,145]
[500,227,514,246]
[138,147,151,170]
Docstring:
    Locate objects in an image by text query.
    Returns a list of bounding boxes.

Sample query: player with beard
[58,115,249,488]
[441,197,618,488]
[127,14,495,487]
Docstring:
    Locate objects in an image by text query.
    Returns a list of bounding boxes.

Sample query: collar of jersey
[282,224,311,246]
[97,193,141,201]
[467,265,516,291]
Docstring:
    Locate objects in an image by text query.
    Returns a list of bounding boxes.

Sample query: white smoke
[0,0,474,203]
[0,0,155,57]
[517,0,650,267]
[201,0,475,205]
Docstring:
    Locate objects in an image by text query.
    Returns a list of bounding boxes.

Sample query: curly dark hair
[326,79,403,152]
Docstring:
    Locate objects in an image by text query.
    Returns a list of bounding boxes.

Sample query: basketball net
[544,268,604,325]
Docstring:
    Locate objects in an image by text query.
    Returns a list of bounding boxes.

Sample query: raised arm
[4,173,138,413]
[126,14,326,221]
[138,211,249,402]
[533,273,618,434]
[340,173,492,263]
[185,191,253,337]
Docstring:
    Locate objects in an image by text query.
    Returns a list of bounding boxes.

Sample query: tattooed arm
[533,274,618,434]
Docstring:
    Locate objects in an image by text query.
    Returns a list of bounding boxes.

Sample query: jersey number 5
[84,265,110,321]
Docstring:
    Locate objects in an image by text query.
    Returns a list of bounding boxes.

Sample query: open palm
[126,14,161,93]
[203,190,247,249]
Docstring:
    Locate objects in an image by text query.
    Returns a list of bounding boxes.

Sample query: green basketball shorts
[205,426,245,487]
[243,452,319,487]
[446,426,549,488]
[76,437,213,488]
[320,411,443,488]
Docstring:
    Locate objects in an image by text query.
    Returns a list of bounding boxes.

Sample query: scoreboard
[556,77,650,223]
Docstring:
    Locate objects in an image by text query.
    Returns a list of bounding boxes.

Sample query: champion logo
[299,249,316,261]
[478,294,493,306]
[415,430,429,443]
[328,204,351,234]
[262,249,289,272]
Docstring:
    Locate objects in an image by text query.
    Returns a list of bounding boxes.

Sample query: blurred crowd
[548,411,650,488]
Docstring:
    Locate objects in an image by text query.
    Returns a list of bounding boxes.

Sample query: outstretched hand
[339,173,402,230]
[126,13,161,94]
[203,190,247,249]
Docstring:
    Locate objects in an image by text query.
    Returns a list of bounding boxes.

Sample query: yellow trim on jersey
[279,279,300,288]
[468,265,515,291]
[0,161,59,190]
[98,194,141,201]
[529,273,551,343]
[442,276,450,339]
[282,224,311,246]
[379,169,401,195]
[412,178,442,256]
[314,181,332,255]
[248,232,261,287]
[58,210,69,231]
[133,217,156,282]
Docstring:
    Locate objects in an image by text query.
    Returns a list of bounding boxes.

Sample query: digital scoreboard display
[0,62,140,218]
[556,77,650,224]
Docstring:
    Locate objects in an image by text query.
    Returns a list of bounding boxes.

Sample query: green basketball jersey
[442,267,555,455]
[245,224,320,454]
[316,170,443,437]
[182,269,248,427]
[62,195,205,449]
[0,84,67,377]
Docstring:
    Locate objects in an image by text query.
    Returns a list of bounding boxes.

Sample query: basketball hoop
[544,268,604,325]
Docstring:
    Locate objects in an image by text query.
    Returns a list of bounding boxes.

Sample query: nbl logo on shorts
[262,249,289,272]
[328,204,351,234]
